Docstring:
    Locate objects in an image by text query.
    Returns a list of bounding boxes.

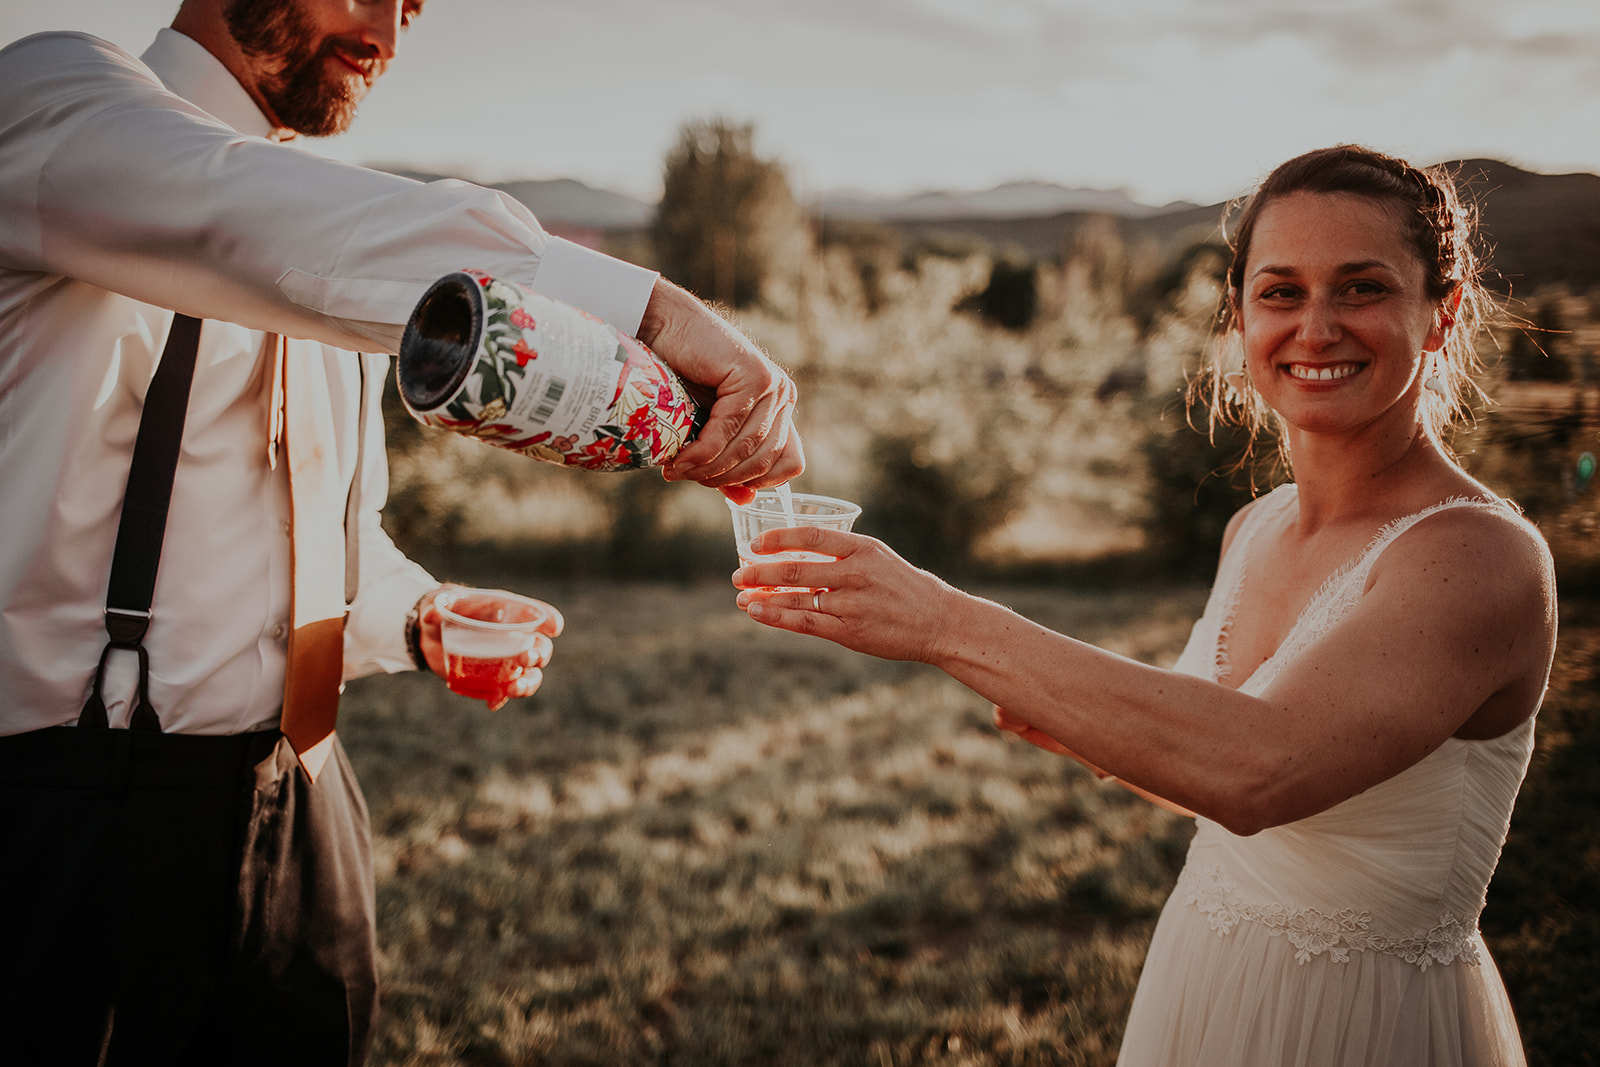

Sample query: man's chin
[270,83,364,137]
[296,105,361,138]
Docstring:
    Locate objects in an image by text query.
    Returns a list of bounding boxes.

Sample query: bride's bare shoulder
[1375,499,1555,614]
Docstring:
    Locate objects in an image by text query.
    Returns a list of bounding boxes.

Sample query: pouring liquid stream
[775,482,797,527]
[763,481,814,592]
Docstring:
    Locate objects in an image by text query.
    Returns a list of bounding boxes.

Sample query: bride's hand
[732,527,964,664]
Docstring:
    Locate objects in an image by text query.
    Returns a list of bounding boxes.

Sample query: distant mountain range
[814,160,1600,295]
[817,181,1196,221]
[382,162,1600,293]
[380,170,1188,229]
[1454,159,1600,294]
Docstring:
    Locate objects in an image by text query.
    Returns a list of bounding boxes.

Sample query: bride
[733,145,1554,1065]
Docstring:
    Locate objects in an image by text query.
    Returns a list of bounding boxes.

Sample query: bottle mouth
[398,272,482,412]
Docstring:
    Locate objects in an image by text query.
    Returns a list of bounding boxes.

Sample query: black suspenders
[79,315,202,731]
[75,323,366,729]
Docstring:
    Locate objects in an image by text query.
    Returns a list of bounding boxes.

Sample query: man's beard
[224,0,374,137]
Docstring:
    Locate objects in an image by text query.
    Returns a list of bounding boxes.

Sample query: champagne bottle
[397,270,705,471]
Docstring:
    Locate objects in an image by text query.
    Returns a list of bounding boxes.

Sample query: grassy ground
[339,573,1599,1066]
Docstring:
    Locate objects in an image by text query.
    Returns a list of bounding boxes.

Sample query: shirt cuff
[531,237,659,337]
[342,567,440,680]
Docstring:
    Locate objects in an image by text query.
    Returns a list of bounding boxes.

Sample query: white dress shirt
[0,29,659,736]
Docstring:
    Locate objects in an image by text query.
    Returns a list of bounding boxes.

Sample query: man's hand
[413,585,565,706]
[637,279,804,503]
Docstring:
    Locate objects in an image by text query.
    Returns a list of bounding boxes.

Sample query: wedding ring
[812,591,822,612]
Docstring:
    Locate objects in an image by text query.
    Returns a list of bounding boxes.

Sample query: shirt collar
[139,27,295,143]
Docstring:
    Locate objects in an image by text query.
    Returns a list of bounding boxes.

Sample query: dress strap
[1357,494,1512,577]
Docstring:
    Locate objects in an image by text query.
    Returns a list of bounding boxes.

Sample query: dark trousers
[0,727,378,1067]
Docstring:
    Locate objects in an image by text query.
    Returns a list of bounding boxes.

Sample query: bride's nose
[1296,296,1342,350]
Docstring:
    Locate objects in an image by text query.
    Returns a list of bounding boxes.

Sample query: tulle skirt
[1116,891,1527,1067]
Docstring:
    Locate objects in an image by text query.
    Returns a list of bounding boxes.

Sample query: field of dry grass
[339,569,1600,1066]
[341,577,1206,1066]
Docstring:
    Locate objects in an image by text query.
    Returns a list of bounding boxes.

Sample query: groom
[0,1,801,1064]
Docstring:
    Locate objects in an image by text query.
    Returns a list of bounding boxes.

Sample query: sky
[5,0,1600,208]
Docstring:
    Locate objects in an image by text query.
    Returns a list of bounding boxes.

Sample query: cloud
[33,0,1596,204]
[1160,0,1600,71]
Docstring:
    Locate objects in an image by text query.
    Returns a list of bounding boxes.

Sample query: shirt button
[270,622,287,640]
[280,521,292,536]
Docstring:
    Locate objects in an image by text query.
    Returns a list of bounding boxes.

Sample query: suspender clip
[104,607,153,645]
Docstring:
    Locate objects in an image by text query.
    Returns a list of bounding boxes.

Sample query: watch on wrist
[404,596,431,672]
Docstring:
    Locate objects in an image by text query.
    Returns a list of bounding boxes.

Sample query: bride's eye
[1343,280,1388,302]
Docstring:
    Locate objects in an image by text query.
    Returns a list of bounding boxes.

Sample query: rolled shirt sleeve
[0,31,658,350]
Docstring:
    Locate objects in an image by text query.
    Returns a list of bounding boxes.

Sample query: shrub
[964,257,1040,331]
[1138,402,1266,576]
[652,119,807,309]
[857,430,1027,575]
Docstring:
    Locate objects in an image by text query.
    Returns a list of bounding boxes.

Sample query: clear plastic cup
[435,589,554,710]
[728,491,861,592]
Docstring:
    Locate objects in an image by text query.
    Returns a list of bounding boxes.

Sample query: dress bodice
[1170,484,1536,969]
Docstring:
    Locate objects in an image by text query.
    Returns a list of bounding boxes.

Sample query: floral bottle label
[397,270,704,471]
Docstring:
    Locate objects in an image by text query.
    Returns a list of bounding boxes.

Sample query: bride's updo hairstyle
[1199,145,1492,453]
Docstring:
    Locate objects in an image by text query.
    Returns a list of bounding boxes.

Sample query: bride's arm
[734,507,1554,835]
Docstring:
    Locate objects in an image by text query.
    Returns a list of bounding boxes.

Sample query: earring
[1223,371,1245,401]
[1424,367,1447,396]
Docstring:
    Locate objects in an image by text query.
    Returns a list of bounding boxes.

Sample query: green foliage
[1125,240,1229,336]
[381,379,477,551]
[1138,404,1270,577]
[652,119,807,309]
[1450,289,1600,594]
[858,431,1028,576]
[960,258,1040,332]
[385,131,1600,589]
[815,217,906,314]
[1503,297,1573,382]
[1481,598,1600,1066]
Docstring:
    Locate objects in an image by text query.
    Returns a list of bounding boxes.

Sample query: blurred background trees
[651,118,807,310]
[385,120,1600,590]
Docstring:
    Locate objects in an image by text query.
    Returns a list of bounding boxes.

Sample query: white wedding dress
[1117,484,1533,1066]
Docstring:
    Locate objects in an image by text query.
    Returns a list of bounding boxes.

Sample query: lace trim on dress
[1183,864,1481,971]
[1211,487,1296,683]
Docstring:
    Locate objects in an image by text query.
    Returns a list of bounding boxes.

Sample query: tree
[652,119,806,309]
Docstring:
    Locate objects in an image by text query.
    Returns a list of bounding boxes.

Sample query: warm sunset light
[7,0,1598,206]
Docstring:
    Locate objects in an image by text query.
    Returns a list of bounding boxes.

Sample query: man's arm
[0,32,801,494]
[0,35,510,349]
